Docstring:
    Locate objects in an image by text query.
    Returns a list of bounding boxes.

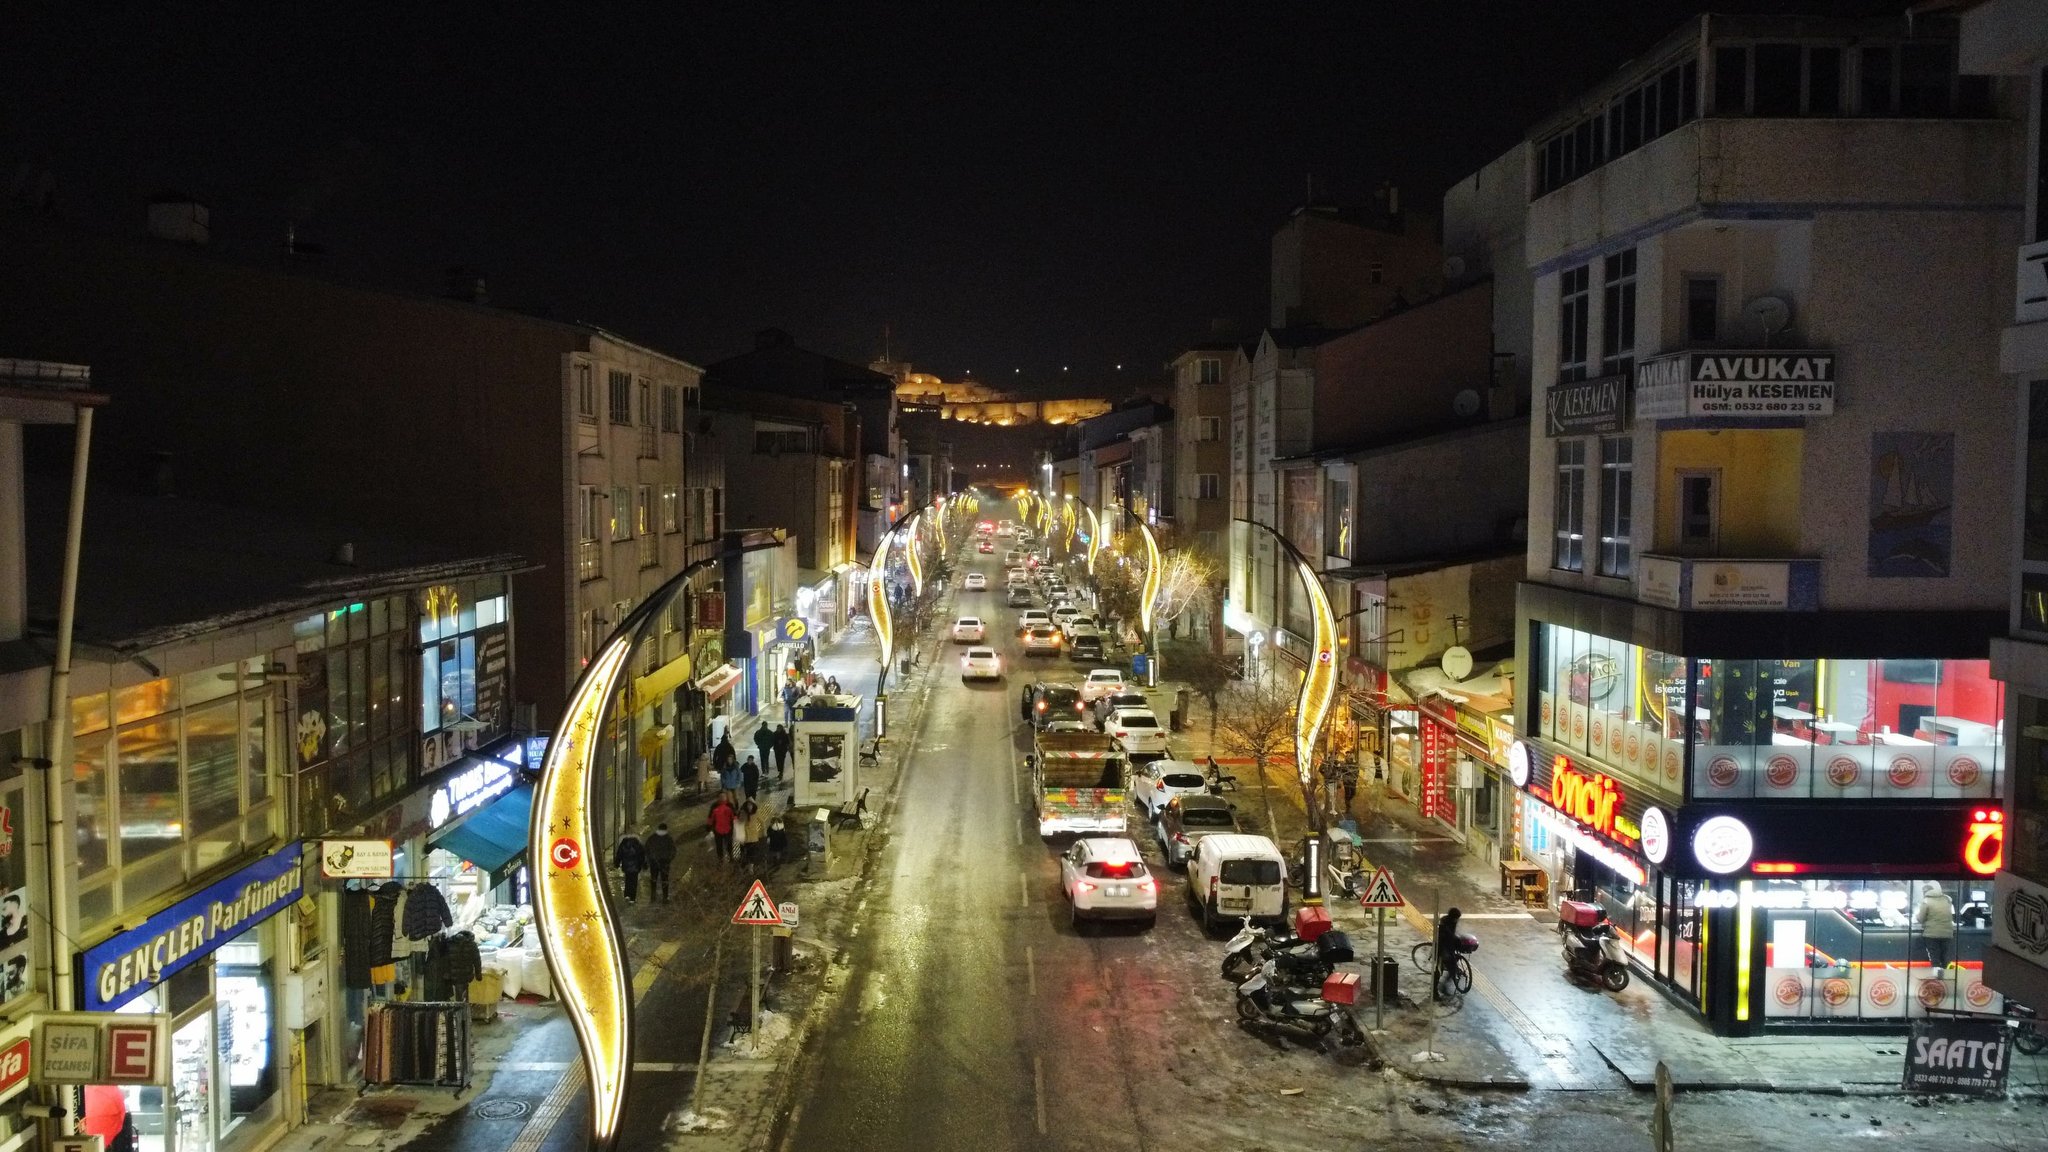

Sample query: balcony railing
[576,538,604,583]
[1635,553,1819,611]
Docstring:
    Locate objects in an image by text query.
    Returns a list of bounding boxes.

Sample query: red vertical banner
[1420,718,1445,820]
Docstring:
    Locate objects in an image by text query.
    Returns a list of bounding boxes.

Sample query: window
[280,597,422,840]
[1808,47,1842,115]
[1198,416,1222,442]
[1677,471,1719,551]
[1198,358,1221,384]
[1552,440,1587,572]
[1600,249,1636,377]
[1598,437,1633,577]
[755,425,812,454]
[578,609,597,664]
[608,369,632,425]
[638,380,658,457]
[1752,43,1803,115]
[1558,264,1590,383]
[1684,277,1720,343]
[661,485,680,534]
[611,486,632,541]
[1899,43,1954,117]
[1325,477,1353,561]
[1196,473,1221,500]
[660,384,681,433]
[1859,46,1897,115]
[577,487,603,582]
[1535,58,1696,196]
[636,486,657,568]
[575,362,597,422]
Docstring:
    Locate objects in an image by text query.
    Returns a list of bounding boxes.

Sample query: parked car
[1050,604,1083,629]
[1044,718,1092,734]
[1021,626,1063,656]
[1005,585,1035,608]
[1065,626,1105,662]
[1156,794,1240,869]
[1059,837,1157,929]
[1132,758,1209,819]
[951,616,986,642]
[1186,834,1287,933]
[1017,609,1053,634]
[1104,708,1169,755]
[1094,691,1148,724]
[962,572,987,591]
[1030,682,1088,728]
[960,647,1003,682]
[1062,614,1099,638]
[1079,668,1126,702]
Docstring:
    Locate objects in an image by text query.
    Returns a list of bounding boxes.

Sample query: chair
[833,787,870,829]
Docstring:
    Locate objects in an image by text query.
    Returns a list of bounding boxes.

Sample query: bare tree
[1161,640,1235,746]
[1215,678,1297,837]
[1151,549,1217,638]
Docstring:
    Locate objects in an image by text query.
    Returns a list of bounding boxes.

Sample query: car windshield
[1030,628,1057,638]
[1044,690,1079,707]
[957,618,979,626]
[1220,859,1282,886]
[1118,714,1158,728]
[968,648,995,658]
[1084,861,1146,880]
[1181,808,1236,829]
[1160,773,1205,788]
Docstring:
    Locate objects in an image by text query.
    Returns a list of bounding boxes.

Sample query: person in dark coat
[1434,908,1465,1001]
[645,823,677,903]
[614,829,648,904]
[713,733,737,775]
[753,723,776,770]
[741,755,761,801]
[772,723,792,777]
[1020,684,1034,723]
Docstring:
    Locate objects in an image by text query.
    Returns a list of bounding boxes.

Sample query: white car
[1104,708,1169,755]
[1005,550,1027,566]
[1044,718,1092,734]
[1133,759,1211,819]
[1006,568,1031,588]
[1050,604,1083,629]
[1017,609,1052,634]
[952,616,986,642]
[963,572,987,591]
[1079,668,1126,702]
[960,647,1003,681]
[997,520,1017,537]
[1059,837,1156,929]
[1062,615,1099,639]
[1021,626,1063,656]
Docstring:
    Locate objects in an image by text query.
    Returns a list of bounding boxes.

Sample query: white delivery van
[1185,833,1287,933]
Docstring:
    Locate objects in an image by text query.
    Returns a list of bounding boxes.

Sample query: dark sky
[2,2,1896,388]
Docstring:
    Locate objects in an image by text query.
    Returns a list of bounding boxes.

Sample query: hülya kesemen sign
[1635,351,1836,420]
[79,841,305,1011]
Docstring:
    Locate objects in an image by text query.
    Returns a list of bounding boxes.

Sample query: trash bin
[1172,688,1191,732]
[1367,955,1400,1002]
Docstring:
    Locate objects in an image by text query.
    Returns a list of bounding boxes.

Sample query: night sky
[3,2,1897,388]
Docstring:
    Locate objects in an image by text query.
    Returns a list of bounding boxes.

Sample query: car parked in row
[1132,759,1209,818]
[1028,682,1088,728]
[1156,794,1241,870]
[1079,668,1125,702]
[1093,691,1148,725]
[1104,707,1168,756]
[1060,837,1157,930]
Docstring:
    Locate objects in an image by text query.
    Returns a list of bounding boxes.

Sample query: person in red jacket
[707,795,737,863]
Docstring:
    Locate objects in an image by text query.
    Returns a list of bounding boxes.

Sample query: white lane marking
[1353,836,1459,844]
[1033,1054,1048,1135]
[1020,872,1031,909]
[1012,761,1020,805]
[1014,820,1022,846]
[1026,946,1036,996]
[1457,912,1538,920]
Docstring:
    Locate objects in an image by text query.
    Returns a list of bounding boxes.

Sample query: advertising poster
[1868,432,1953,577]
[0,886,28,1005]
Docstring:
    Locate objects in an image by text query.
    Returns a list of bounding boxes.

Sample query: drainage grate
[472,1099,531,1120]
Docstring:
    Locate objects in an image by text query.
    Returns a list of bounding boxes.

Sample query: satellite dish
[1441,645,1474,682]
[1443,255,1467,280]
[1745,296,1791,340]
[1453,389,1482,418]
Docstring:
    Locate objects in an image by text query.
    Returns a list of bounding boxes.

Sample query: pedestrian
[1341,768,1357,814]
[826,675,842,695]
[1434,908,1465,1001]
[781,680,801,724]
[753,722,775,771]
[766,808,789,865]
[713,731,737,777]
[740,800,765,866]
[707,794,736,863]
[742,755,761,802]
[1916,884,1957,968]
[719,754,744,800]
[645,823,676,903]
[613,827,647,905]
[733,798,752,862]
[773,723,792,777]
[1021,684,1035,723]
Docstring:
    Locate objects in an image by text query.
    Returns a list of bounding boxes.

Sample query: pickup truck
[1029,730,1128,838]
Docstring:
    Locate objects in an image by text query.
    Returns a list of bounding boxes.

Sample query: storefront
[1518,601,2009,1034]
[79,841,304,1152]
[797,569,839,640]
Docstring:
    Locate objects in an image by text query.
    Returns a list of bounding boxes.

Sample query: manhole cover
[473,1099,530,1120]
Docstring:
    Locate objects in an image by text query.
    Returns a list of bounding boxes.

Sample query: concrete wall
[1349,419,1530,564]
[1309,282,1495,451]
[1271,209,1442,330]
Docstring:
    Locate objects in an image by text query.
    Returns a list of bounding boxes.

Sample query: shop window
[1690,657,2003,801]
[1535,623,1688,792]
[2023,382,2048,566]
[118,718,182,863]
[1748,878,1997,1023]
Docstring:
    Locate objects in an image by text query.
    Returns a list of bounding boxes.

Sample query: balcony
[576,538,604,583]
[1635,553,1819,611]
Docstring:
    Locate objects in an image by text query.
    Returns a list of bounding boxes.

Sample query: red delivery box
[1322,971,1361,1005]
[1558,899,1605,929]
[1294,905,1333,943]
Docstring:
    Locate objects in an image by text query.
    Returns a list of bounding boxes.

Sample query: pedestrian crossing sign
[1358,867,1404,908]
[732,879,782,925]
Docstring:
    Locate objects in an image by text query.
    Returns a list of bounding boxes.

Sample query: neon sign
[1965,809,2005,876]
[1548,757,1629,845]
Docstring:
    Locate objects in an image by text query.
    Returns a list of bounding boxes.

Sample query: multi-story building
[1513,13,2020,1034]
[1169,344,1234,563]
[1962,0,2048,1012]
[1270,191,1441,330]
[1126,419,1175,530]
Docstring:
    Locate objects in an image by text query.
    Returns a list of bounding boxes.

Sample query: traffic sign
[732,880,782,925]
[1358,866,1404,908]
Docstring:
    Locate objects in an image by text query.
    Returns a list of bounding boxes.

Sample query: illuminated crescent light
[1082,505,1101,576]
[905,512,925,597]
[1291,553,1338,789]
[1137,517,1161,637]
[931,496,947,556]
[869,532,894,677]
[531,635,635,1149]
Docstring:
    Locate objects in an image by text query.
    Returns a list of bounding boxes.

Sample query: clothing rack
[362,1000,472,1094]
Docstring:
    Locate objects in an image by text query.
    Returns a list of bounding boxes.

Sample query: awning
[633,652,695,712]
[429,784,533,882]
[798,568,834,592]
[695,662,743,700]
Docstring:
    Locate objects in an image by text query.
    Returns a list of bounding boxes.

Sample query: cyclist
[1434,907,1466,1001]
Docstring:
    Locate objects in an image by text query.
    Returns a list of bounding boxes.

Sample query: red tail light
[1139,878,1157,894]
[1074,881,1097,895]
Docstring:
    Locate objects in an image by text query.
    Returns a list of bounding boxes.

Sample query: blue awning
[429,783,533,880]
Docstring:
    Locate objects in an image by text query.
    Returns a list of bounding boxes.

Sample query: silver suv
[1155,793,1241,870]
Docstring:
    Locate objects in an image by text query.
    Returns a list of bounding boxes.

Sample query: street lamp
[1233,518,1339,824]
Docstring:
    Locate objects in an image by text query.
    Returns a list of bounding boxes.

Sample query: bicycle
[1409,941,1474,998]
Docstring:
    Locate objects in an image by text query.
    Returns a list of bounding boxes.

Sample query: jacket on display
[402,883,455,940]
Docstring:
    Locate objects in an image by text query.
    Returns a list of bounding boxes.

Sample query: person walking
[1020,684,1035,724]
[772,723,792,778]
[719,754,744,800]
[645,823,676,903]
[1916,884,1957,968]
[781,680,802,724]
[613,827,647,905]
[825,675,842,695]
[742,755,761,802]
[713,731,737,778]
[743,801,767,869]
[707,794,737,864]
[753,723,775,773]
[1341,768,1357,815]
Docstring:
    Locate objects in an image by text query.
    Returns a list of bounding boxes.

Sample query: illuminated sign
[1420,720,1447,821]
[1639,807,1669,865]
[80,842,305,1011]
[1548,757,1628,844]
[431,755,515,830]
[1507,740,1530,788]
[1693,815,1754,875]
[1964,809,2005,876]
[1530,802,1645,885]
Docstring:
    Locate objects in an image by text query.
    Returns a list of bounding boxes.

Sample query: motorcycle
[1559,899,1631,993]
[1220,918,1351,987]
[2008,999,2048,1056]
[1235,959,1372,1066]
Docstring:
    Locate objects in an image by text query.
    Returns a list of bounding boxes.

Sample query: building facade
[1169,345,1233,562]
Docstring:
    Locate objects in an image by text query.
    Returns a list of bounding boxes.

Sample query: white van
[1185,833,1287,933]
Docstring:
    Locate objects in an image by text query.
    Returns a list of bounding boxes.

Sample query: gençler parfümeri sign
[1634,351,1835,419]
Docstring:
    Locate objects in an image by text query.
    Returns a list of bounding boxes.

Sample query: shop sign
[318,839,393,879]
[1964,809,2005,876]
[1548,757,1628,845]
[1420,719,1449,821]
[1507,740,1530,788]
[0,1035,28,1100]
[1529,801,1645,885]
[1902,1017,2013,1096]
[54,1139,104,1152]
[33,1012,170,1085]
[526,734,552,770]
[763,615,810,649]
[1634,350,1836,419]
[1640,806,1670,865]
[78,842,306,1012]
[1993,870,2048,965]
[1544,374,1627,437]
[1693,815,1754,875]
[430,755,516,831]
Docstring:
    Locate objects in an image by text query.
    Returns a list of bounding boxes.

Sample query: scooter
[1220,918,1350,986]
[1234,959,1372,1066]
[1559,900,1631,993]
